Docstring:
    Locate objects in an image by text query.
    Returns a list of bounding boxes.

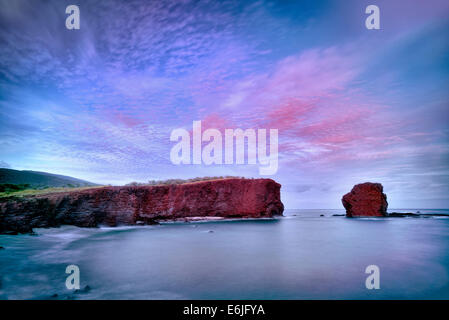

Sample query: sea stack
[0,178,284,234]
[342,182,388,217]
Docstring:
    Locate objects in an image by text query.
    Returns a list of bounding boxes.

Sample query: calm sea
[1,209,449,299]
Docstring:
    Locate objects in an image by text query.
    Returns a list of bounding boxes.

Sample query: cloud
[0,160,10,168]
[294,184,313,193]
[0,0,448,207]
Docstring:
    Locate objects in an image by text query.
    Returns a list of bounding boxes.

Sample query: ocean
[1,209,449,300]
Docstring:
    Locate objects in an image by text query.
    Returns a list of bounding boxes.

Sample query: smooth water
[1,209,449,300]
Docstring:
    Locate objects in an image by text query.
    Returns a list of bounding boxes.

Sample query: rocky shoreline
[332,212,449,218]
[1,179,447,235]
[0,178,284,234]
[341,182,449,218]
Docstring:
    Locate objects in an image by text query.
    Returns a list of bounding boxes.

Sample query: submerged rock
[74,285,91,294]
[342,182,388,217]
[388,212,449,218]
[0,230,18,235]
[0,178,284,234]
[387,212,419,218]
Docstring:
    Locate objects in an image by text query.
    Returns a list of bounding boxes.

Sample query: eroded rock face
[342,182,388,217]
[0,178,284,233]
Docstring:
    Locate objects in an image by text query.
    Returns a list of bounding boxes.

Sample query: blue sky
[0,0,448,208]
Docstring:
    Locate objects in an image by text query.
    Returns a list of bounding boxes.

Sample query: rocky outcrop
[0,178,284,234]
[388,212,449,218]
[342,182,388,217]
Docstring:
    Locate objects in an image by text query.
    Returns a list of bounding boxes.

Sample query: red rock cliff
[0,178,284,233]
[342,182,388,217]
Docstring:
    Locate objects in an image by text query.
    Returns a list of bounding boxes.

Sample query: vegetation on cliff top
[125,176,249,187]
[0,176,253,199]
[0,185,104,199]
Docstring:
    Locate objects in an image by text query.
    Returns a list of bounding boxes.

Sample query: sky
[0,0,448,209]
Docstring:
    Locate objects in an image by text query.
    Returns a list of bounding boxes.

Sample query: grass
[0,185,105,199]
[0,176,253,198]
[0,183,31,193]
[125,176,249,187]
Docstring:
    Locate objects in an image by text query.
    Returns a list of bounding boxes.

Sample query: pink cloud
[185,45,434,169]
[186,47,374,160]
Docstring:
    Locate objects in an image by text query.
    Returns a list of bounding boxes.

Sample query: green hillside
[0,168,97,189]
